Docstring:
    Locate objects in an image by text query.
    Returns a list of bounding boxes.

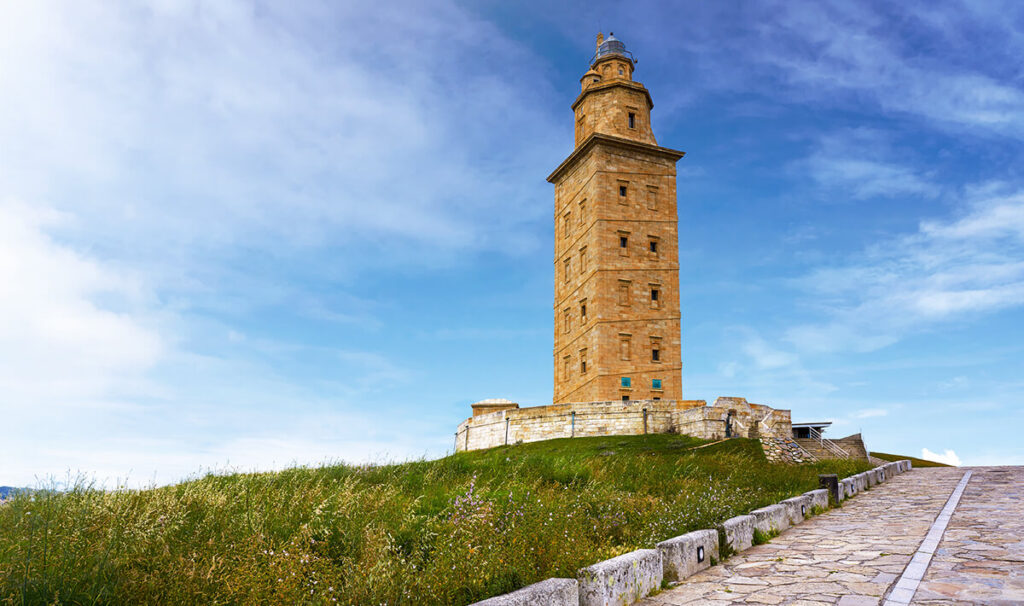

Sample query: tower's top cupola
[592,32,635,66]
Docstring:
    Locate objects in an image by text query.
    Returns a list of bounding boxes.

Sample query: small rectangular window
[620,236,628,248]
[652,348,660,362]
[622,395,630,402]
[649,240,658,253]
[580,348,587,374]
[652,379,663,390]
[619,185,627,197]
[628,112,635,129]
[563,258,570,283]
[621,377,631,388]
[651,288,660,301]
[580,300,587,321]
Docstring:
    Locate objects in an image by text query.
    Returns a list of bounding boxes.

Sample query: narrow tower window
[580,349,587,374]
[649,239,658,253]
[619,235,628,248]
[619,185,627,197]
[580,299,587,322]
[628,112,635,129]
[652,348,660,362]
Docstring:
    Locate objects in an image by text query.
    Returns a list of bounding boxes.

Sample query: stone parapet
[455,396,792,452]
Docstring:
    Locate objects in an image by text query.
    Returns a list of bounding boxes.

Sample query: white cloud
[759,3,1024,135]
[0,200,163,404]
[797,130,940,200]
[787,184,1024,353]
[921,448,962,466]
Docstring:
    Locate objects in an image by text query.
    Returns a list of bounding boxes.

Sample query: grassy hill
[871,451,952,468]
[0,435,871,605]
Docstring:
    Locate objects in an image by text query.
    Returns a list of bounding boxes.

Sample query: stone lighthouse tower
[548,33,685,404]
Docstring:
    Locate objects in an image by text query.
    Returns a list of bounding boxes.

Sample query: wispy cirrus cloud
[787,183,1024,353]
[795,129,940,200]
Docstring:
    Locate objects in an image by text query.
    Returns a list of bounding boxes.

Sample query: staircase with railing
[795,427,852,459]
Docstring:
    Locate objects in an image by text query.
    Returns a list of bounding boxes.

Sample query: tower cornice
[547,133,685,184]
[571,80,653,112]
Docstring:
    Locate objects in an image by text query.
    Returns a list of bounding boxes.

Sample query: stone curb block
[906,460,913,471]
[578,548,662,606]
[804,488,828,512]
[839,477,856,499]
[657,529,718,582]
[865,470,878,487]
[719,514,755,553]
[780,494,812,526]
[854,473,868,492]
[470,578,578,606]
[749,503,789,535]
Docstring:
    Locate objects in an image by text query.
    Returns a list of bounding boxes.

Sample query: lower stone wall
[455,397,792,452]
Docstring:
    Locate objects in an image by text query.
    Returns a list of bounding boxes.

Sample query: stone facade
[548,34,685,404]
[455,396,791,453]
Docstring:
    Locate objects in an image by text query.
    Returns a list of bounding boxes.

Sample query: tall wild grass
[0,435,871,605]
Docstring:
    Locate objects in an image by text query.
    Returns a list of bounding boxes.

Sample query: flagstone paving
[912,466,1024,605]
[639,467,969,605]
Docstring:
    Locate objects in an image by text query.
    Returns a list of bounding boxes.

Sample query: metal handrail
[808,427,850,458]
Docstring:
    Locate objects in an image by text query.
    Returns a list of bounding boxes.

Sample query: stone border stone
[804,488,828,512]
[657,529,718,582]
[750,503,790,535]
[578,548,663,606]
[470,578,578,606]
[780,494,812,525]
[719,514,755,553]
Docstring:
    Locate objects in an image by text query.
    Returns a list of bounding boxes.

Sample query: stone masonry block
[750,504,790,535]
[804,488,829,512]
[840,478,856,499]
[578,548,663,606]
[905,460,913,471]
[470,578,578,606]
[719,514,755,553]
[657,529,718,582]
[865,470,878,487]
[780,494,812,526]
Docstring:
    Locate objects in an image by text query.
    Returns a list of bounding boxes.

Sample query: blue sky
[2,1,1023,485]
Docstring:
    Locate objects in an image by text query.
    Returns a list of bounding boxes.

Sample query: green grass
[0,435,872,605]
[871,451,952,467]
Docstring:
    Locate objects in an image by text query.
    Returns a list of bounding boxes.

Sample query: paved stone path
[640,466,1022,605]
[912,466,1024,604]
